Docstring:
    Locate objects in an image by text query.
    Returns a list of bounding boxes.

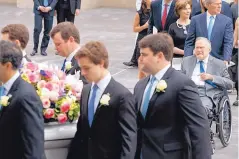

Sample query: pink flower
[57,113,68,123]
[37,80,46,89]
[52,83,60,93]
[60,102,70,113]
[23,69,32,75]
[44,108,54,119]
[41,97,51,108]
[25,62,39,72]
[28,73,39,83]
[57,70,66,80]
[45,82,53,91]
[44,70,54,79]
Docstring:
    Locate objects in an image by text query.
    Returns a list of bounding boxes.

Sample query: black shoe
[55,51,59,55]
[123,61,137,67]
[211,139,216,154]
[30,49,37,56]
[233,96,238,106]
[41,50,47,56]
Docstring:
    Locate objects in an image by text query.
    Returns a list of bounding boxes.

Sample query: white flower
[0,94,12,107]
[65,61,72,70]
[100,93,110,106]
[156,80,167,92]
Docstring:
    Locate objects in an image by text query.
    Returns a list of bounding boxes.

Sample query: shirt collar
[22,50,27,57]
[3,71,20,95]
[207,11,216,19]
[162,0,173,6]
[197,55,210,64]
[66,46,81,62]
[92,72,111,91]
[152,64,171,82]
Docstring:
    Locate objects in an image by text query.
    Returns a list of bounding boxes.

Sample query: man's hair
[0,40,23,70]
[75,41,109,68]
[50,22,80,44]
[195,37,212,50]
[1,24,29,49]
[175,0,192,17]
[139,33,174,61]
[204,0,219,5]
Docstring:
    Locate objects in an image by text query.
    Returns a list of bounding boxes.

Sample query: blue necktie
[61,59,66,71]
[141,76,156,118]
[88,84,98,127]
[43,0,48,7]
[0,86,6,110]
[208,16,214,41]
[199,61,217,88]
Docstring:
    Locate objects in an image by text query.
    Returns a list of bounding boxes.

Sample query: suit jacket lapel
[65,57,78,75]
[145,67,174,121]
[157,1,163,30]
[201,13,208,37]
[206,55,214,74]
[188,56,197,77]
[82,84,91,127]
[165,1,175,26]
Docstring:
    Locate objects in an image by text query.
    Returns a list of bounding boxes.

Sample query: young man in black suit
[0,40,44,159]
[50,22,87,84]
[56,0,81,23]
[67,41,137,159]
[31,0,58,56]
[134,33,212,159]
[147,0,177,34]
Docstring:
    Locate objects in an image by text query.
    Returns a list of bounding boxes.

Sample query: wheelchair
[208,92,232,148]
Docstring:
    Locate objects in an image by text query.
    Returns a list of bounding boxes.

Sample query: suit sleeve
[76,0,81,9]
[118,91,137,159]
[180,58,186,74]
[49,0,58,9]
[223,19,233,61]
[33,0,41,10]
[178,79,212,159]
[184,17,196,57]
[212,63,234,90]
[147,4,154,34]
[20,90,44,159]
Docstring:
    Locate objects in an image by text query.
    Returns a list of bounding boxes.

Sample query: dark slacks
[57,8,75,23]
[33,13,53,51]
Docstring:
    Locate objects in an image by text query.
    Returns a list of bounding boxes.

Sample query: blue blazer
[148,0,177,34]
[184,13,233,61]
[33,0,58,16]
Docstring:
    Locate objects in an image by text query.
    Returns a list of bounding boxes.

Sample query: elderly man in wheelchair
[181,37,234,153]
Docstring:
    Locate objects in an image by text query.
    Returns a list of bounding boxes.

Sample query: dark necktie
[199,61,217,88]
[88,84,98,127]
[61,59,66,71]
[161,4,168,30]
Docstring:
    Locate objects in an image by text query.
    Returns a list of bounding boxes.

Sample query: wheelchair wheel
[218,96,232,147]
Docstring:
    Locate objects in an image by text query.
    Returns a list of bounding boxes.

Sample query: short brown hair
[175,0,192,17]
[139,33,174,61]
[1,24,29,49]
[50,22,80,44]
[75,41,109,68]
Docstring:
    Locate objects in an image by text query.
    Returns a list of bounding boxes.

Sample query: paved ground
[0,4,238,159]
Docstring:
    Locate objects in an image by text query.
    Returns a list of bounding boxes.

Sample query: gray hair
[204,0,221,5]
[0,40,23,70]
[195,37,212,50]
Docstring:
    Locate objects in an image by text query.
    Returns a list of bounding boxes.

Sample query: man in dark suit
[56,0,81,23]
[134,33,211,159]
[67,41,137,159]
[148,0,177,34]
[50,22,87,84]
[0,40,44,159]
[184,0,233,63]
[31,0,58,56]
[1,24,31,66]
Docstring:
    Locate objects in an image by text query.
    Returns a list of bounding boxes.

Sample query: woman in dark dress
[123,0,150,79]
[168,0,192,58]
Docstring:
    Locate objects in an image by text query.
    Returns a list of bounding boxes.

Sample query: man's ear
[14,40,21,48]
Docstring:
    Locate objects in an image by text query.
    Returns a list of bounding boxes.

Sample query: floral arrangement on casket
[20,62,83,124]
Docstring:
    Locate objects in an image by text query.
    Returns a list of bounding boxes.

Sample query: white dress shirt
[3,71,20,95]
[141,64,171,111]
[63,46,80,72]
[161,0,173,19]
[191,55,209,86]
[88,73,111,113]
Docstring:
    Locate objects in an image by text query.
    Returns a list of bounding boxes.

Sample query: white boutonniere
[156,80,167,93]
[100,93,110,106]
[0,94,12,107]
[65,61,72,71]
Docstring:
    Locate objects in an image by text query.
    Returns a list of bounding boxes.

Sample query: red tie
[161,4,168,30]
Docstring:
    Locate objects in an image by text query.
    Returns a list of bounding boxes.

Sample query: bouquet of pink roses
[20,62,83,124]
